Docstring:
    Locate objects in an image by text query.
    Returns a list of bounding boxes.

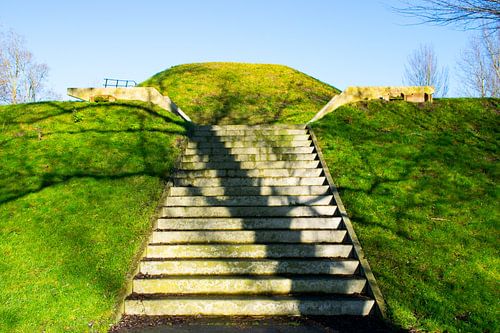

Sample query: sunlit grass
[140,62,339,125]
[312,98,499,333]
[0,101,188,332]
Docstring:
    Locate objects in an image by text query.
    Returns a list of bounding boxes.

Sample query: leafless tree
[403,44,450,96]
[395,0,500,32]
[458,29,499,96]
[0,29,51,104]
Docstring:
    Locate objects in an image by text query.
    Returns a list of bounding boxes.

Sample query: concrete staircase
[124,125,379,316]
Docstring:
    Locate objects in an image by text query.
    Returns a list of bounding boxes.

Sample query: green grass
[311,98,500,332]
[140,62,339,124]
[0,101,188,332]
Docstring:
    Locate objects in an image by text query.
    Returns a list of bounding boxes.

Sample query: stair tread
[146,243,353,259]
[169,185,330,196]
[134,274,365,280]
[126,293,372,301]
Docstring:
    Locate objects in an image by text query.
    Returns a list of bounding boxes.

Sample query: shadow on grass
[0,100,193,331]
[0,101,191,204]
[310,100,500,331]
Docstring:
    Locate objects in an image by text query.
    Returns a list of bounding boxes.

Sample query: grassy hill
[140,62,339,124]
[0,101,188,332]
[311,98,499,333]
[1,62,498,333]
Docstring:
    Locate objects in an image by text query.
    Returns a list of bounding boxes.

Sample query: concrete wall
[309,86,434,123]
[67,87,192,122]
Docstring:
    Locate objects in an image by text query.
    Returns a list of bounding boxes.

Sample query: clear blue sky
[0,0,473,98]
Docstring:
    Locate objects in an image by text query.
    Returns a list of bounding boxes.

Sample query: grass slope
[0,101,188,332]
[140,62,339,125]
[311,99,499,332]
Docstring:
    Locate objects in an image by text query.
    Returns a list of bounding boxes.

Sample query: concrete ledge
[67,87,192,122]
[151,229,346,244]
[133,276,367,295]
[187,140,312,149]
[124,296,374,316]
[175,168,323,178]
[180,160,321,170]
[309,86,434,123]
[156,217,342,230]
[181,153,317,162]
[146,244,353,259]
[174,176,326,187]
[160,205,337,217]
[164,195,333,207]
[140,258,358,275]
[183,146,316,155]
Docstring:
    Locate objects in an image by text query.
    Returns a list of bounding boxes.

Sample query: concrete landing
[111,316,401,333]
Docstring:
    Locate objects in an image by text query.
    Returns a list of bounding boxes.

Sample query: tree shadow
[0,101,191,205]
[149,123,403,331]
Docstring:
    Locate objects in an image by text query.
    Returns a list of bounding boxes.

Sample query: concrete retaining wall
[309,86,434,123]
[67,87,192,122]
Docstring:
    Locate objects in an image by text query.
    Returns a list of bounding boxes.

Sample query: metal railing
[103,78,137,88]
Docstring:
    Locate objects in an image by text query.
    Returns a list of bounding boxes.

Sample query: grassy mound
[0,101,188,332]
[311,98,499,333]
[140,62,339,124]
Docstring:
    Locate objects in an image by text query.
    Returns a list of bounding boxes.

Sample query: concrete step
[169,185,330,197]
[180,160,321,170]
[196,125,306,130]
[181,153,317,162]
[133,276,367,295]
[192,129,308,136]
[175,177,326,187]
[183,146,315,155]
[124,295,374,316]
[175,168,323,178]
[190,134,311,142]
[140,258,358,275]
[156,217,343,230]
[151,230,347,244]
[164,195,333,207]
[161,205,337,218]
[146,244,353,259]
[187,140,312,149]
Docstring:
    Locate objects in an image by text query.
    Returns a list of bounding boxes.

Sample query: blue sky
[0,0,473,98]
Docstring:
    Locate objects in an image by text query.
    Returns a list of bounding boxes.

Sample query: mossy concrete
[151,230,346,244]
[125,296,374,316]
[146,244,353,259]
[175,168,323,178]
[161,205,336,217]
[67,87,192,121]
[169,185,330,196]
[156,217,342,230]
[181,153,316,162]
[183,146,315,155]
[133,276,367,295]
[179,160,320,170]
[310,86,435,122]
[164,195,333,207]
[187,140,311,148]
[174,176,326,187]
[140,258,359,275]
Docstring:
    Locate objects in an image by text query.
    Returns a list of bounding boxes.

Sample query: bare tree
[403,44,450,96]
[396,0,500,32]
[0,29,51,104]
[458,30,499,96]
